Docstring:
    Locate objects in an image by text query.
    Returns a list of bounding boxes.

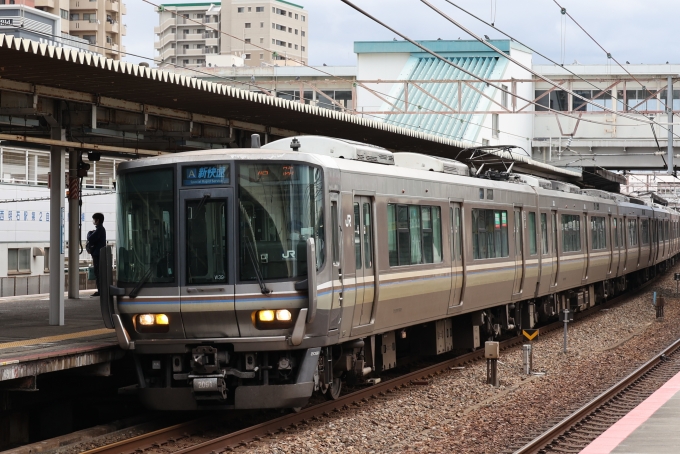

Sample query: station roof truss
[0,34,581,182]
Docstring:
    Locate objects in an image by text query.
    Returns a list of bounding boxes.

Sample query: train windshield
[117,168,175,285]
[238,163,324,281]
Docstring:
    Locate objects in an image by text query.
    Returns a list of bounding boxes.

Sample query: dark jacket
[88,224,107,256]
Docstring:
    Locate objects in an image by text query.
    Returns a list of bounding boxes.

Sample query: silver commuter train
[99,136,680,410]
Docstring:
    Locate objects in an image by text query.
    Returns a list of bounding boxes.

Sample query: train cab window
[561,214,581,252]
[628,219,639,247]
[472,209,509,259]
[238,164,324,281]
[591,216,607,250]
[540,213,549,255]
[528,212,537,255]
[641,219,649,245]
[387,204,442,266]
[117,168,175,285]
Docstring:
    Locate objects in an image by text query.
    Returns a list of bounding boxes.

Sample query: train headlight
[275,309,292,321]
[138,314,155,326]
[258,310,276,322]
[155,314,170,325]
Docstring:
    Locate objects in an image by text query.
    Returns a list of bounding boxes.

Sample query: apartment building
[30,0,127,60]
[155,0,308,68]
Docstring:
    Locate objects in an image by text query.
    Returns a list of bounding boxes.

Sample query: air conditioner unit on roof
[582,189,612,200]
[262,136,395,165]
[393,153,469,176]
[510,173,552,190]
[550,180,582,194]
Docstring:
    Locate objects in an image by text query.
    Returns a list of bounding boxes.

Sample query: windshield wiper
[129,266,153,299]
[244,236,271,295]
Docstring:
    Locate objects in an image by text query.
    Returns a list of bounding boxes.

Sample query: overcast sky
[125,0,679,68]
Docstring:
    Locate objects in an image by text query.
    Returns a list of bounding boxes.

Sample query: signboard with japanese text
[183,165,230,186]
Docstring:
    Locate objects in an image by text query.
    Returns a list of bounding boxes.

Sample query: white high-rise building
[154,0,309,68]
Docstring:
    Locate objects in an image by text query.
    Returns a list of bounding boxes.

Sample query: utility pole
[668,75,674,175]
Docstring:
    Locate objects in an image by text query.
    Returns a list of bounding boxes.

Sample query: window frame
[387,203,443,267]
[8,247,31,274]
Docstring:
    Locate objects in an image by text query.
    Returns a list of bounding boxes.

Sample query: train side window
[552,213,558,253]
[613,218,618,247]
[397,205,411,265]
[540,213,548,255]
[388,205,398,266]
[363,203,373,268]
[528,212,537,255]
[432,207,443,263]
[561,214,581,252]
[388,204,443,266]
[591,216,606,250]
[409,206,422,264]
[472,208,509,259]
[354,203,361,270]
[455,207,462,261]
[331,202,339,265]
[628,219,639,247]
[641,219,649,245]
[619,218,624,246]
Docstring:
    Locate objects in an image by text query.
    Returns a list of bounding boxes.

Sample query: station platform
[0,291,121,389]
[582,368,680,454]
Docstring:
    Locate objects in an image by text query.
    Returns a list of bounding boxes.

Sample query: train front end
[102,149,337,410]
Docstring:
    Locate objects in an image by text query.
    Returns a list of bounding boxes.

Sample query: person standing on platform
[87,213,107,297]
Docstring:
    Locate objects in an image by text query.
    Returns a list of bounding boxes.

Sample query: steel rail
[83,269,666,454]
[513,325,680,454]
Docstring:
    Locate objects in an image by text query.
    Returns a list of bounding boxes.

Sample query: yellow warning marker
[0,328,114,350]
[522,329,539,341]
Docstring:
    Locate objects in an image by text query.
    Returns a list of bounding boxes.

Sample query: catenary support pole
[68,149,79,299]
[49,103,66,326]
[668,75,674,175]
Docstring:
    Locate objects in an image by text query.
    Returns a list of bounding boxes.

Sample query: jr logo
[282,250,296,259]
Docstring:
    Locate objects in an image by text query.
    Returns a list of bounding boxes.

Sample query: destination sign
[183,164,230,186]
[248,164,300,182]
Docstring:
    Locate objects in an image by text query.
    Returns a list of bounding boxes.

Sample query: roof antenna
[251,134,261,148]
[290,137,301,151]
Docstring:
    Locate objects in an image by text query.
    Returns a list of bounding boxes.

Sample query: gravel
[231,267,680,454]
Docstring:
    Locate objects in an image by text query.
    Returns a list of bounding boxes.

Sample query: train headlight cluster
[257,309,291,322]
[254,309,294,329]
[135,314,170,333]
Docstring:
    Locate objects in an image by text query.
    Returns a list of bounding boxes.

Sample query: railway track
[513,332,680,454]
[83,277,660,454]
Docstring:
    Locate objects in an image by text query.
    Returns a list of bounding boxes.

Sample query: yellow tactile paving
[0,328,115,350]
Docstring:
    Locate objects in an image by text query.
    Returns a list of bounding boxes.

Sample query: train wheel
[325,377,342,400]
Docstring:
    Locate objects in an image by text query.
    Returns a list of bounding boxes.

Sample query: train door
[622,217,628,271]
[513,208,524,295]
[352,196,376,327]
[551,211,559,288]
[448,203,463,310]
[328,193,343,330]
[179,188,237,338]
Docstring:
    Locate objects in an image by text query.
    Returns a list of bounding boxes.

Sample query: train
[98,135,679,410]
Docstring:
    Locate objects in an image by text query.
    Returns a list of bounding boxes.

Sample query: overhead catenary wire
[551,0,674,115]
[419,0,680,134]
[339,0,664,130]
[442,0,669,122]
